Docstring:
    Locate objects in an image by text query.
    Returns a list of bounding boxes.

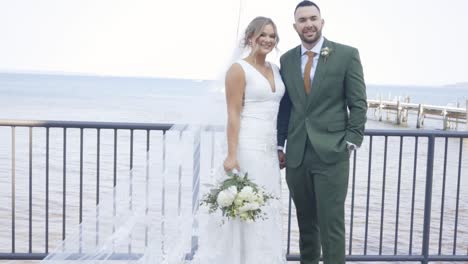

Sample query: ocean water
[0,72,225,125]
[0,72,466,262]
[1,72,466,130]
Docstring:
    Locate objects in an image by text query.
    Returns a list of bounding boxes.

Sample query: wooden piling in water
[403,96,410,123]
[378,95,383,121]
[417,104,424,128]
[396,99,401,125]
[386,93,391,121]
[443,109,449,130]
[466,99,468,131]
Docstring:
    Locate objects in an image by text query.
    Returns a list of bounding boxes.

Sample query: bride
[192,16,286,264]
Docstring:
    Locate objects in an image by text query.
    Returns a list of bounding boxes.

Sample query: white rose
[216,191,233,207]
[238,186,255,202]
[227,186,238,195]
[216,186,237,208]
[239,202,260,213]
[234,196,244,206]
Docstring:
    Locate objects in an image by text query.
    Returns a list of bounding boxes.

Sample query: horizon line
[0,69,466,88]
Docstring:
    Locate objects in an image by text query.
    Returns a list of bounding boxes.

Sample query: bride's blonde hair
[241,16,279,49]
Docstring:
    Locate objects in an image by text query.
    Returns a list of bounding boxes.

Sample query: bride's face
[251,24,276,56]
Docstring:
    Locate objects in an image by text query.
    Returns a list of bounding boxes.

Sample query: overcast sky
[1,0,467,86]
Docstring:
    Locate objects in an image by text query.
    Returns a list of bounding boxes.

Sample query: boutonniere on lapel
[320,47,333,63]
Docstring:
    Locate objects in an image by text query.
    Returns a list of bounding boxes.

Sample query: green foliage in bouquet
[200,171,277,223]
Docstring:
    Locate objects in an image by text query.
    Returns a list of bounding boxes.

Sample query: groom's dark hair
[295,1,321,14]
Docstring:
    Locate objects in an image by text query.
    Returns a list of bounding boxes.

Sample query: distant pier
[368,97,468,130]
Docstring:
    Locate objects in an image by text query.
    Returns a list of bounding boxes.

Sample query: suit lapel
[306,39,335,112]
[288,45,307,108]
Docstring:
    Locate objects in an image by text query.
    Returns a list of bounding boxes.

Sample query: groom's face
[294,6,324,48]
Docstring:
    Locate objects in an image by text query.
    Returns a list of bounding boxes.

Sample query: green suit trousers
[286,139,350,264]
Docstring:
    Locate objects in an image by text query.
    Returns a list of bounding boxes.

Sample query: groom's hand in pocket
[278,150,286,169]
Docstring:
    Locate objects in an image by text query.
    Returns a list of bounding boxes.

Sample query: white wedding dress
[191,60,286,264]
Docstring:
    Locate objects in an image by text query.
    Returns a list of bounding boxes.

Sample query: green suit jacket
[277,39,367,167]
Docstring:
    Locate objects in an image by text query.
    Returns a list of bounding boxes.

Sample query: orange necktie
[303,51,315,95]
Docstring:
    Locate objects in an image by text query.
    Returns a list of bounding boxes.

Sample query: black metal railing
[285,129,467,263]
[0,120,173,260]
[0,120,466,263]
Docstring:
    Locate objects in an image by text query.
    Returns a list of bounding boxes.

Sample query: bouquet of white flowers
[200,170,276,223]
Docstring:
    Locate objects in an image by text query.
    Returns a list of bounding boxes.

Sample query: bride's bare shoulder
[225,62,245,82]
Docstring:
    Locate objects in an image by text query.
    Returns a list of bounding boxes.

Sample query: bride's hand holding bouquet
[200,169,277,223]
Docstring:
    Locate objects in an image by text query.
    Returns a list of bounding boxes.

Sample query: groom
[277,1,367,263]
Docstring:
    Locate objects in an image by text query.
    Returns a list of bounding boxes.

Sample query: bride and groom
[194,1,367,264]
[39,1,367,264]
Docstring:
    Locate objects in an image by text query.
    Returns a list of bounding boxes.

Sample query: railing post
[11,127,16,254]
[422,135,435,264]
[189,127,201,259]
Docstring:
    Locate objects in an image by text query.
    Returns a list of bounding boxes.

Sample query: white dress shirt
[301,36,325,84]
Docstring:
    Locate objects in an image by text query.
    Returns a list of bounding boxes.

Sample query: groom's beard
[299,28,322,46]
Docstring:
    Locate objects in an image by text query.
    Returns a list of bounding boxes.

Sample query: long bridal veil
[39,71,234,264]
[40,116,229,264]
